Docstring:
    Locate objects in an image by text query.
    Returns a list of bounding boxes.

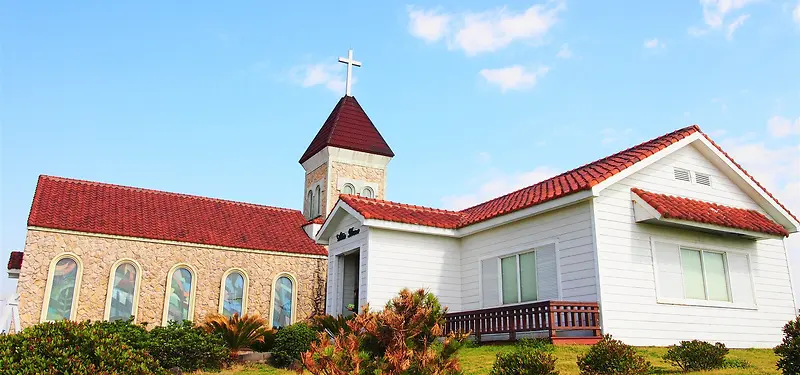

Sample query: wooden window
[41,254,83,322]
[104,259,142,322]
[219,269,248,317]
[162,264,196,324]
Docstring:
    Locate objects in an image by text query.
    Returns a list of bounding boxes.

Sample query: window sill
[656,297,757,310]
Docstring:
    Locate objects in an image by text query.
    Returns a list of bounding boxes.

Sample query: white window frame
[651,238,757,310]
[678,247,732,302]
[218,268,249,316]
[104,258,143,322]
[477,240,562,308]
[361,186,374,198]
[269,272,298,328]
[40,252,83,322]
[500,251,539,305]
[162,263,198,325]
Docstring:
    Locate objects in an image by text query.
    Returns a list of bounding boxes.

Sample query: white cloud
[406,1,566,55]
[644,38,665,49]
[767,115,800,137]
[556,43,573,59]
[700,0,760,28]
[407,7,450,42]
[480,65,549,92]
[794,1,800,24]
[289,63,348,94]
[726,14,750,39]
[441,166,561,209]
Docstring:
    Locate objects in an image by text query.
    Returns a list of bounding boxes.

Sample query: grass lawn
[208,344,781,375]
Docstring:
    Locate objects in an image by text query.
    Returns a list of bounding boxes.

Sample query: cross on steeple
[338,49,361,96]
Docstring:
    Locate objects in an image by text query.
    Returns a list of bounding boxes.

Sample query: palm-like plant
[201,313,272,354]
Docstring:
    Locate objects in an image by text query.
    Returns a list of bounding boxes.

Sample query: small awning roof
[631,188,789,240]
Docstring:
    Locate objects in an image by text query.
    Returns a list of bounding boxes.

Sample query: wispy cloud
[480,65,549,92]
[726,14,750,40]
[407,7,451,42]
[556,43,573,59]
[767,115,800,137]
[793,1,800,24]
[289,62,348,94]
[643,38,665,49]
[406,1,566,55]
[441,166,561,209]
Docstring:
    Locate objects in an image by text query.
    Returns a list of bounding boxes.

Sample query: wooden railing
[443,301,600,343]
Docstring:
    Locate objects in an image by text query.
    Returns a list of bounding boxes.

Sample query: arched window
[219,268,248,317]
[342,183,355,195]
[162,264,197,324]
[41,253,82,322]
[307,190,313,217]
[104,259,142,322]
[315,185,322,216]
[270,273,297,328]
[361,186,375,199]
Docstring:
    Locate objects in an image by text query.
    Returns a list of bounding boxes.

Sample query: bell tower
[299,50,393,220]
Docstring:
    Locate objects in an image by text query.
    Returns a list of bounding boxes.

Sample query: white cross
[338,49,361,96]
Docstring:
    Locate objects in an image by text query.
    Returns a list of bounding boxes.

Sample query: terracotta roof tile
[7,251,23,270]
[632,188,788,237]
[339,195,463,229]
[28,175,327,256]
[299,96,394,163]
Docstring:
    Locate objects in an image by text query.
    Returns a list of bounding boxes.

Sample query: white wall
[367,228,462,311]
[595,143,797,348]
[460,201,597,311]
[324,213,369,316]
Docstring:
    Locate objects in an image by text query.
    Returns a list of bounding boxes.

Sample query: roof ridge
[340,194,463,216]
[38,175,301,214]
[458,124,701,214]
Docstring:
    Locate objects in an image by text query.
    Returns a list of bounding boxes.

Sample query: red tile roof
[632,188,788,237]
[299,96,394,164]
[339,195,464,229]
[7,251,23,270]
[28,175,327,256]
[303,216,326,226]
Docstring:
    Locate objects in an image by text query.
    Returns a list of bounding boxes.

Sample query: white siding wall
[325,214,369,315]
[595,144,797,348]
[367,228,462,311]
[460,202,597,311]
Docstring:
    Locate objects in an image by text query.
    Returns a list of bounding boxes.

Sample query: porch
[443,300,602,345]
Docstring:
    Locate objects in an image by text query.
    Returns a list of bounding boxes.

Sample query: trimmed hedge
[576,335,650,375]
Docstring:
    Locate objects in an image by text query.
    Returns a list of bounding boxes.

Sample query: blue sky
[1,0,799,300]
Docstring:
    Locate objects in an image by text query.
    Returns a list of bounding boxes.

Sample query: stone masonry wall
[329,161,386,210]
[16,229,327,328]
[304,164,327,219]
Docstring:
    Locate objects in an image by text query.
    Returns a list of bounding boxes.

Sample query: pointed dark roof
[299,96,394,163]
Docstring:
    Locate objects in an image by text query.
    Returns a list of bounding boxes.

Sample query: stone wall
[304,164,327,219]
[16,229,327,328]
[329,161,386,209]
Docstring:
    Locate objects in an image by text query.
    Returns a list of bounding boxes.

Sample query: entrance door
[341,251,360,316]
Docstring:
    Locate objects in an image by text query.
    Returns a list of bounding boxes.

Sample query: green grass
[205,344,780,375]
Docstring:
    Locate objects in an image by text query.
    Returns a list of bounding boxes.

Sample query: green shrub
[148,320,231,372]
[201,313,272,354]
[0,320,166,375]
[516,337,554,352]
[250,328,277,353]
[490,350,559,375]
[775,316,800,375]
[663,340,728,372]
[93,317,151,350]
[576,335,650,375]
[272,322,318,368]
[723,357,751,369]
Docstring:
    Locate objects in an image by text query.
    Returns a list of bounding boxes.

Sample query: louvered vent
[695,172,712,186]
[673,167,691,182]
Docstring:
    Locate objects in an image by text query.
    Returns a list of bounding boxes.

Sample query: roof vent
[695,172,712,186]
[673,167,691,182]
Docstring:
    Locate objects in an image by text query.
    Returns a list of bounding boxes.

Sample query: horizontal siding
[367,228,462,311]
[460,202,597,310]
[595,144,796,348]
[325,213,367,315]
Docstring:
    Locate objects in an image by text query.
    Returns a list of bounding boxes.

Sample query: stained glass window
[109,262,138,321]
[45,257,79,321]
[222,271,245,317]
[272,276,294,328]
[166,267,194,322]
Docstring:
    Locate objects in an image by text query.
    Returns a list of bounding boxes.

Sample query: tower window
[307,190,313,217]
[315,186,322,216]
[342,183,355,195]
[361,186,374,199]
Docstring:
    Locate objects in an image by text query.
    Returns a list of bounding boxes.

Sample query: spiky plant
[201,313,272,354]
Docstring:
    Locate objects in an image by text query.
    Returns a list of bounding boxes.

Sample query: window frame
[679,247,731,303]
[315,186,322,216]
[361,186,374,198]
[651,238,757,310]
[478,240,561,308]
[342,183,355,195]
[499,250,540,305]
[268,272,298,328]
[40,252,83,322]
[161,263,198,325]
[103,258,143,322]
[218,268,249,317]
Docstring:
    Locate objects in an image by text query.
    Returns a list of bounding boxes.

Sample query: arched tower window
[219,268,249,317]
[306,190,313,217]
[104,259,142,322]
[361,186,375,199]
[342,183,355,195]
[162,264,197,324]
[41,253,83,322]
[315,185,322,216]
[270,273,297,328]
